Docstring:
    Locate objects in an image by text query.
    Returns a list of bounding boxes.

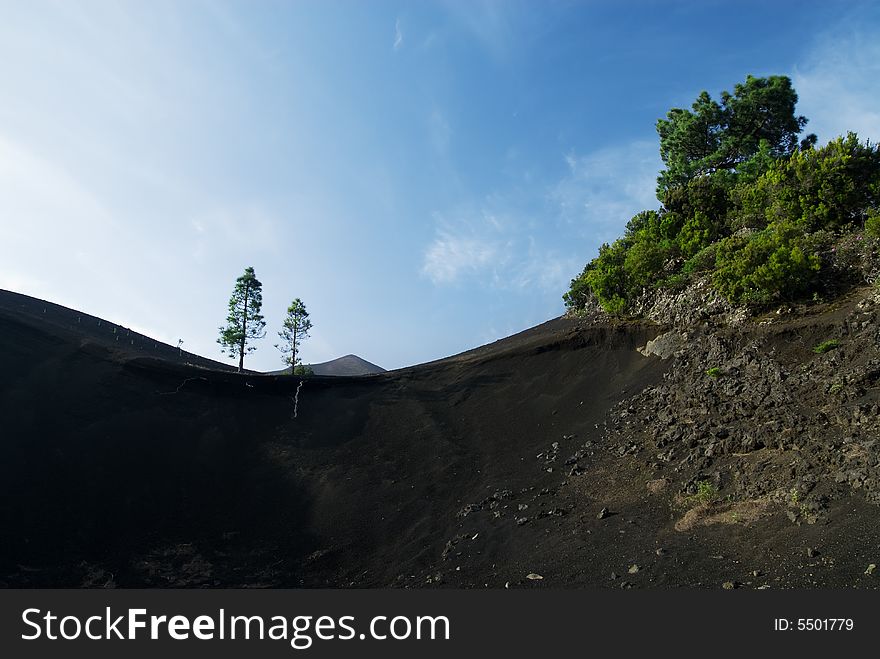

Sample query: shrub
[738,134,880,232]
[706,366,722,378]
[563,268,595,310]
[866,209,880,239]
[624,236,672,291]
[563,129,879,313]
[813,340,840,354]
[662,173,734,227]
[580,240,630,313]
[656,272,689,291]
[677,210,719,258]
[713,221,820,305]
[687,480,721,505]
[682,243,718,275]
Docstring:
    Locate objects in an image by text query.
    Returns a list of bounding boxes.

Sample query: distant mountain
[310,354,385,376]
[271,354,386,376]
[271,355,385,376]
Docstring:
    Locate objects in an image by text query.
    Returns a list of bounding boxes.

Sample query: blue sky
[1,1,879,371]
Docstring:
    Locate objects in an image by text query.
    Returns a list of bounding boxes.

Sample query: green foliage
[624,235,671,290]
[662,172,734,223]
[682,243,718,276]
[687,480,721,506]
[577,240,629,313]
[276,298,313,370]
[713,221,820,305]
[564,75,879,316]
[706,367,722,378]
[656,272,688,292]
[865,209,880,239]
[218,266,266,372]
[677,210,717,259]
[657,75,810,196]
[293,364,314,376]
[813,339,840,354]
[562,267,595,310]
[738,133,880,232]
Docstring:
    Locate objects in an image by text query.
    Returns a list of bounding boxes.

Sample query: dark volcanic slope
[3,291,880,588]
[0,289,236,372]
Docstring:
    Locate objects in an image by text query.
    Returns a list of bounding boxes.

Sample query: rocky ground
[2,287,880,589]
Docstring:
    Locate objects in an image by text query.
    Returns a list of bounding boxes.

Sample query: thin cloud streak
[393,17,403,51]
[794,24,880,144]
[551,140,661,249]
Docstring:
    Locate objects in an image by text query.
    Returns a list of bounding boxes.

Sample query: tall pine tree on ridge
[218,266,266,372]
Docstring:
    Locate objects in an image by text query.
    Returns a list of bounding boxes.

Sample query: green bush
[866,210,880,239]
[682,243,718,275]
[677,210,718,258]
[580,240,630,313]
[813,340,840,354]
[738,134,880,232]
[624,236,672,290]
[713,221,820,305]
[563,267,595,310]
[687,480,721,505]
[706,366,722,378]
[563,114,879,314]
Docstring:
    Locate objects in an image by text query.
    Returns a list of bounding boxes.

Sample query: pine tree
[218,266,266,372]
[276,298,313,374]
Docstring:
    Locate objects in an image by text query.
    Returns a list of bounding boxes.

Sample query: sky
[1,0,879,371]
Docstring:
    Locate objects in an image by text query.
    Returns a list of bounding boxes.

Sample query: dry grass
[675,498,774,532]
[646,478,670,493]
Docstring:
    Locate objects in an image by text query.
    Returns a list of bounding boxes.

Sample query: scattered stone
[526,573,543,580]
[628,564,640,574]
[806,547,819,558]
[866,564,876,575]
[655,548,667,556]
[516,517,530,526]
[610,572,618,580]
[722,581,736,590]
[597,507,611,519]
[646,478,670,493]
[638,331,686,360]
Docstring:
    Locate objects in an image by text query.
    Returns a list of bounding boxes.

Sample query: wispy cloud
[439,0,521,60]
[427,108,452,154]
[421,203,580,294]
[512,239,582,292]
[421,210,506,284]
[551,140,661,244]
[393,17,403,51]
[794,21,880,144]
[421,138,662,293]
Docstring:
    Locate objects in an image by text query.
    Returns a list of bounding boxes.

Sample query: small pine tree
[218,266,266,372]
[276,298,313,373]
